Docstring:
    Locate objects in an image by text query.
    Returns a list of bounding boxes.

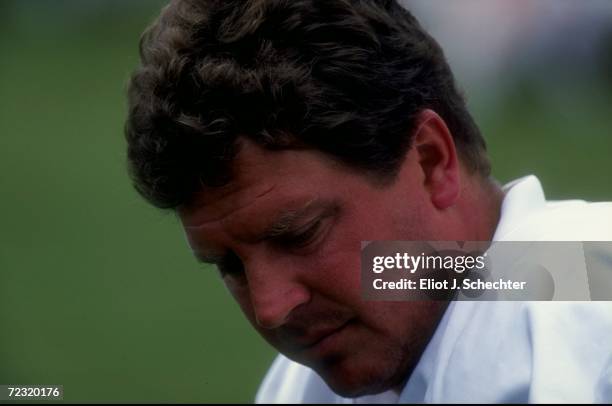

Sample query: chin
[315,354,401,398]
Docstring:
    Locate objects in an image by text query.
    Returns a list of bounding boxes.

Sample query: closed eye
[274,219,323,249]
[272,210,336,253]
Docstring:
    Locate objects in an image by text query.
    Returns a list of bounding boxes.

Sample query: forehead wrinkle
[182,184,277,228]
[181,185,281,267]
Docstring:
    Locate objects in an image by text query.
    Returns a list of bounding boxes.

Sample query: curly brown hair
[126,0,490,209]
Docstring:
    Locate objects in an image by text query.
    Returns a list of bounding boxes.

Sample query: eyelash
[276,219,325,250]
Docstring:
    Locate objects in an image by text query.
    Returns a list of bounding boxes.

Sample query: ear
[412,109,460,210]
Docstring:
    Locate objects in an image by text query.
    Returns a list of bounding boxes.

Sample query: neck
[462,175,505,241]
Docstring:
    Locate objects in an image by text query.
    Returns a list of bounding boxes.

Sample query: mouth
[301,319,354,355]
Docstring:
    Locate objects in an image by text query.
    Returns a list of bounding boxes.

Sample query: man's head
[126,0,490,209]
[126,0,497,397]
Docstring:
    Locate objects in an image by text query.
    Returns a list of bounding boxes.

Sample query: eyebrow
[193,198,338,265]
[258,198,337,241]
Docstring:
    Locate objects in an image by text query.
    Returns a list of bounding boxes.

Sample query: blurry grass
[1,1,611,404]
[482,78,612,201]
[0,2,274,403]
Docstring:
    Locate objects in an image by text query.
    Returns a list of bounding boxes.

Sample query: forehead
[178,140,355,227]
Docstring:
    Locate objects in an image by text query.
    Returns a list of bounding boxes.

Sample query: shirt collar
[492,175,547,241]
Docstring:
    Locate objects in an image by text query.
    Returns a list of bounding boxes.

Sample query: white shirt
[256,175,612,403]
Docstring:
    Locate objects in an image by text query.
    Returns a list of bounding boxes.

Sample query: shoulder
[494,175,612,241]
[520,301,612,402]
[505,199,612,240]
[424,301,612,402]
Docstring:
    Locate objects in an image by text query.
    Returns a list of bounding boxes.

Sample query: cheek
[346,183,434,242]
[306,247,362,302]
[301,221,366,305]
[300,209,391,303]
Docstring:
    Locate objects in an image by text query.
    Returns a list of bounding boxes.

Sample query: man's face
[179,140,448,396]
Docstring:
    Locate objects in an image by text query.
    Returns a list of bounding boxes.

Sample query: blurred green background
[1,1,611,403]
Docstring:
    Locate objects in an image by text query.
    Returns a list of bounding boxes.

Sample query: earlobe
[413,109,460,210]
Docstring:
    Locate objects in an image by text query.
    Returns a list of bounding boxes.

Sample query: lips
[297,319,353,351]
[277,320,351,351]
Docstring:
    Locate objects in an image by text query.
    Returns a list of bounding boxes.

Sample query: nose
[246,259,311,329]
